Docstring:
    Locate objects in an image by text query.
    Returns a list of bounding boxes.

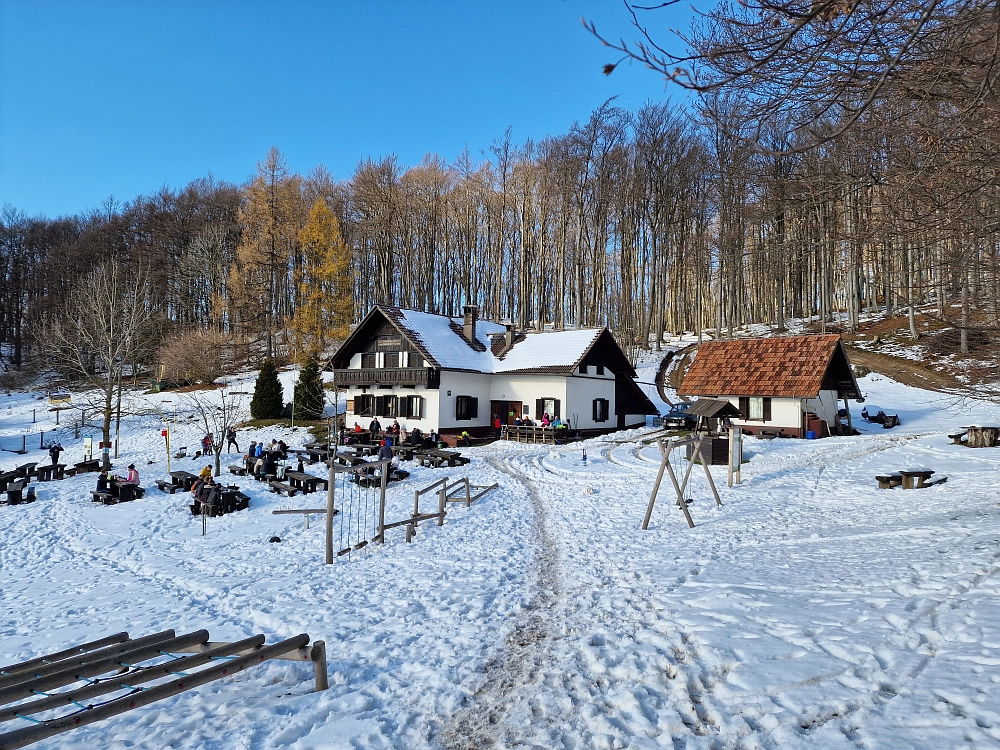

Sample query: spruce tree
[294,352,326,421]
[250,359,284,419]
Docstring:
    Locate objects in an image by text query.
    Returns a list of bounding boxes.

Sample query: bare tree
[184,381,248,477]
[39,261,155,467]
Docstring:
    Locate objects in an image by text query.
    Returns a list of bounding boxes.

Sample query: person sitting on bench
[460,430,472,447]
[123,464,139,484]
[260,454,277,479]
[96,470,112,493]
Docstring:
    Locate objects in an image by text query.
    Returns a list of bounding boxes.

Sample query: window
[384,352,399,369]
[535,398,560,420]
[407,353,423,369]
[401,395,423,419]
[355,394,374,416]
[361,353,376,369]
[739,396,771,421]
[456,396,478,420]
[593,398,609,423]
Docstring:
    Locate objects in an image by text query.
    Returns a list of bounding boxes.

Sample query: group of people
[95,463,140,493]
[243,439,293,478]
[191,467,222,510]
[200,428,241,456]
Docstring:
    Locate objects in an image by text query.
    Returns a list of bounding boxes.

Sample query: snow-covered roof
[494,329,603,373]
[334,306,626,376]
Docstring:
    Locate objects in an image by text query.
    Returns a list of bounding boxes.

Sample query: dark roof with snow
[677,335,860,399]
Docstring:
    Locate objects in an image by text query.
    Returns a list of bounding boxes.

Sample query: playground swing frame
[642,435,722,530]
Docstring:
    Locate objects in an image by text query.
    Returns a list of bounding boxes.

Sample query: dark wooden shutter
[580,364,588,374]
[596,364,604,375]
[396,396,410,418]
[763,397,772,421]
[739,397,749,418]
[470,397,479,419]
[553,399,560,419]
[593,399,599,421]
[536,399,543,419]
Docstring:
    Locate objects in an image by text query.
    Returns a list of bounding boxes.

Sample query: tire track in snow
[437,455,562,750]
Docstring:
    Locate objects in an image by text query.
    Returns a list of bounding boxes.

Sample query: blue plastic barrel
[806,430,817,440]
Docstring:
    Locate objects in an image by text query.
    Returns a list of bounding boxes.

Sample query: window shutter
[553,399,560,419]
[739,397,749,418]
[536,399,543,419]
[763,397,772,421]
[470,397,479,419]
[593,399,598,421]
[396,396,409,418]
[374,395,385,416]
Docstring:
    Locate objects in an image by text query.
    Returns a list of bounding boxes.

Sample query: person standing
[48,442,63,466]
[226,427,239,453]
[493,414,503,441]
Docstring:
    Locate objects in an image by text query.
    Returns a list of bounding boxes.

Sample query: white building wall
[489,375,567,421]
[805,389,840,426]
[565,375,616,429]
[438,371,493,430]
[723,396,804,432]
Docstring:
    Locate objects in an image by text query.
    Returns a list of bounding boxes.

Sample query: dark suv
[662,403,697,430]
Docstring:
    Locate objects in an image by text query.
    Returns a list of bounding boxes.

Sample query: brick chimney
[505,323,516,350]
[463,305,478,343]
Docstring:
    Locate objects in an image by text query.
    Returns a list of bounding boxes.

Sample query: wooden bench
[228,464,247,476]
[757,428,783,439]
[875,473,903,489]
[75,459,102,474]
[155,479,178,494]
[899,469,935,489]
[5,481,34,505]
[268,480,298,497]
[90,491,115,504]
[948,431,968,445]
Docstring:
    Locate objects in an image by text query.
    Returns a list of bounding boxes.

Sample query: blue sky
[0,1,693,218]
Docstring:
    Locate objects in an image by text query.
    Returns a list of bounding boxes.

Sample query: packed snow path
[1,373,999,748]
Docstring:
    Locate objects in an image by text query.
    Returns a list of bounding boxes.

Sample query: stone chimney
[463,305,478,343]
[505,323,516,351]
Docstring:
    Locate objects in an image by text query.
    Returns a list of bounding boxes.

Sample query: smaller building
[677,334,861,438]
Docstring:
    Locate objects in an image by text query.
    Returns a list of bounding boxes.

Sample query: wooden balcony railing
[331,368,440,388]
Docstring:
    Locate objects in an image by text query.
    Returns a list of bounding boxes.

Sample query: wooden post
[701,439,723,507]
[311,640,328,691]
[324,458,336,564]
[642,439,670,530]
[662,445,695,528]
[465,477,471,507]
[378,460,387,543]
[843,398,853,432]
[728,426,742,487]
[437,485,446,526]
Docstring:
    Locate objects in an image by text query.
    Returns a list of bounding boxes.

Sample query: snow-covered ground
[2,371,999,749]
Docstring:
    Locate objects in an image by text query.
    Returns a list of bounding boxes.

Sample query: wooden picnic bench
[15,462,37,479]
[899,469,936,489]
[416,450,467,468]
[228,464,247,476]
[284,471,328,494]
[268,480,299,497]
[75,459,102,474]
[169,470,199,491]
[6,479,36,505]
[155,479,178,494]
[392,446,417,461]
[90,490,115,504]
[948,430,968,445]
[35,464,66,481]
[875,473,903,489]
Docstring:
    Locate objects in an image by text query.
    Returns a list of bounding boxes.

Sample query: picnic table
[898,469,935,489]
[333,450,366,467]
[190,486,250,516]
[15,462,37,479]
[110,481,144,503]
[416,450,466,468]
[169,470,199,491]
[284,470,329,494]
[35,463,66,481]
[392,445,417,461]
[75,459,102,474]
[963,425,1000,448]
[301,446,331,464]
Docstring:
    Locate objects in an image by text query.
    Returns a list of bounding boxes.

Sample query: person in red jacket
[493,414,503,441]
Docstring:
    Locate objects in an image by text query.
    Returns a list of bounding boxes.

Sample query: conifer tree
[250,359,284,419]
[293,352,325,421]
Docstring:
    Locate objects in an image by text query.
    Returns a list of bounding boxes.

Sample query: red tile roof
[678,334,860,399]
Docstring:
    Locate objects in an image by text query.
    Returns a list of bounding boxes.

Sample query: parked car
[663,402,697,430]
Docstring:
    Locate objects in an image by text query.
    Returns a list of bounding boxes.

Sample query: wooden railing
[330,367,439,388]
[504,425,569,444]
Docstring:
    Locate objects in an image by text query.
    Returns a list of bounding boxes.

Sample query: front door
[490,401,521,425]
